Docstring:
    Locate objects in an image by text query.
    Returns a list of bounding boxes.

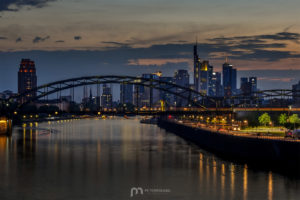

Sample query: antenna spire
[225,53,228,63]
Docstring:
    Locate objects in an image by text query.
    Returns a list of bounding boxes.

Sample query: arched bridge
[7,75,214,109]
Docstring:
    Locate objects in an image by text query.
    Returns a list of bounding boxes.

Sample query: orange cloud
[258,77,295,82]
[128,58,192,66]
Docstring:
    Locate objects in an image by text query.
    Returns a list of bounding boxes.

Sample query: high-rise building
[292,81,300,105]
[159,77,174,106]
[137,74,160,107]
[209,72,222,97]
[120,83,133,104]
[240,77,258,96]
[240,77,251,95]
[249,77,257,93]
[222,62,237,97]
[101,84,112,108]
[199,60,214,95]
[174,69,190,106]
[18,59,37,103]
[194,42,201,92]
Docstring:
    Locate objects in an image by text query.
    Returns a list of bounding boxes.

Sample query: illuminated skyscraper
[101,84,112,108]
[18,59,37,103]
[174,69,189,106]
[137,73,160,107]
[222,62,237,97]
[249,77,257,92]
[199,60,213,95]
[159,76,175,105]
[194,42,201,92]
[209,72,222,97]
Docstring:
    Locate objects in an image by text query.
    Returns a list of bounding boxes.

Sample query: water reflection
[230,164,235,199]
[268,172,273,200]
[0,118,299,199]
[244,165,248,200]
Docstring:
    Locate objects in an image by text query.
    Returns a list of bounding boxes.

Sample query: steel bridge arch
[230,89,299,100]
[9,75,213,109]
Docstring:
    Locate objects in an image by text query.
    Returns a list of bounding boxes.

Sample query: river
[0,117,299,200]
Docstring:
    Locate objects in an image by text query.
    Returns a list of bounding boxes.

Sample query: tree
[289,114,300,129]
[258,113,271,126]
[211,118,218,128]
[278,113,288,125]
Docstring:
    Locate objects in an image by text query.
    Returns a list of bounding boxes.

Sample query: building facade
[292,81,300,105]
[174,69,190,106]
[194,43,201,93]
[101,84,112,108]
[222,62,237,97]
[120,83,133,104]
[18,59,37,103]
[159,76,175,106]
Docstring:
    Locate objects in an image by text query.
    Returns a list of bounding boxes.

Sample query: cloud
[16,37,22,42]
[101,41,129,47]
[258,77,295,82]
[74,36,82,40]
[55,40,64,43]
[128,58,191,66]
[204,31,300,61]
[33,36,50,43]
[0,0,56,12]
[209,31,300,46]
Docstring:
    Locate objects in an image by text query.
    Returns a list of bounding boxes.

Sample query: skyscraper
[222,62,237,97]
[292,81,300,105]
[120,83,133,104]
[101,84,112,108]
[159,76,174,106]
[209,72,222,97]
[199,60,213,95]
[240,77,251,95]
[249,77,257,93]
[174,69,190,106]
[18,59,37,103]
[138,73,160,107]
[194,42,201,92]
[240,77,258,96]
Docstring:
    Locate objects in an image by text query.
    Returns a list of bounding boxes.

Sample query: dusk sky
[1,0,300,94]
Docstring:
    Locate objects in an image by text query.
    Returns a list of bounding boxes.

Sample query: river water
[0,117,299,200]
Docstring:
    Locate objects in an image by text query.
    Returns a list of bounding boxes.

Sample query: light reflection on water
[0,117,299,199]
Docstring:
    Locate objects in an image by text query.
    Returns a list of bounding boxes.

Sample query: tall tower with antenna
[194,37,201,92]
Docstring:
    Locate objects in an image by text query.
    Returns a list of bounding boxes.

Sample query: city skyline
[0,0,300,92]
[1,1,300,200]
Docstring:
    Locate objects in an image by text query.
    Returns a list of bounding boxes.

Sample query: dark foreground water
[0,117,300,200]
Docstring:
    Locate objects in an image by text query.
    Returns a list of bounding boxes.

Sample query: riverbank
[158,118,300,172]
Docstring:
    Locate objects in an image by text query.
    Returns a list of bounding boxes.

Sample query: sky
[1,0,300,97]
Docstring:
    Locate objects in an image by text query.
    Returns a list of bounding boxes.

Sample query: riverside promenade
[158,118,300,171]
